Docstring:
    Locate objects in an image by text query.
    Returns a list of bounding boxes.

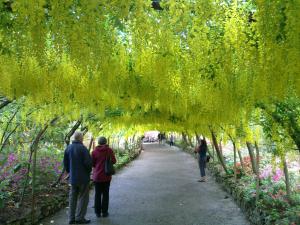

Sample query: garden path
[42,143,249,225]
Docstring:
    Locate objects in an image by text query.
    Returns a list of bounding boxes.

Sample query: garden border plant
[177,141,300,225]
[1,142,142,225]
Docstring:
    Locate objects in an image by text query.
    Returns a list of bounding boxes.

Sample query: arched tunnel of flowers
[0,0,299,224]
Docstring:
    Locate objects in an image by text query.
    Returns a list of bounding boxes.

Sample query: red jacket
[92,145,117,182]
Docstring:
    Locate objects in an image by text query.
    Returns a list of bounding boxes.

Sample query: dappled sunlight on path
[42,144,249,225]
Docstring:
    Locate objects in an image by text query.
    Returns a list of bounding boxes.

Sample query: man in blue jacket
[63,131,92,224]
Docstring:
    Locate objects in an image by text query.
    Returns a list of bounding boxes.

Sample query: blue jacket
[63,140,92,185]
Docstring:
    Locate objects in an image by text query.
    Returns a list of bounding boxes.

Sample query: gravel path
[42,143,250,225]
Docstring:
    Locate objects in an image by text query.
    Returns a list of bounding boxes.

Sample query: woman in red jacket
[92,137,117,218]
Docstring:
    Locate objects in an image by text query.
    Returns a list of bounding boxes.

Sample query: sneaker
[197,179,205,182]
[75,218,91,224]
[102,212,109,218]
[69,220,76,224]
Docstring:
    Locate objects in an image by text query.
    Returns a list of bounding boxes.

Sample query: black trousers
[94,181,111,214]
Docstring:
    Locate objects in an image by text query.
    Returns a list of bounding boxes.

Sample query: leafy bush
[0,180,10,209]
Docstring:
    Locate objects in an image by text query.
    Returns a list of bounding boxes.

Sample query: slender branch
[282,154,291,201]
[0,123,20,152]
[88,137,94,152]
[20,151,33,205]
[20,117,58,206]
[195,132,201,144]
[254,141,260,201]
[0,108,46,152]
[210,127,229,174]
[246,142,257,174]
[31,121,51,223]
[81,126,88,135]
[0,106,20,146]
[181,132,188,145]
[64,119,82,145]
[258,103,300,153]
[237,149,245,172]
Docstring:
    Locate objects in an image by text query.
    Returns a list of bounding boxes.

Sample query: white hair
[74,131,83,141]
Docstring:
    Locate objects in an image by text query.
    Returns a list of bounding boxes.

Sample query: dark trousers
[198,157,206,177]
[94,181,111,214]
[69,184,89,221]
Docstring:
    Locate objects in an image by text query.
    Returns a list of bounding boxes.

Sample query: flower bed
[1,184,69,225]
[1,149,141,225]
[208,162,300,225]
[177,143,300,225]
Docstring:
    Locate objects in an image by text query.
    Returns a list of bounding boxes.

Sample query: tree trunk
[125,138,129,150]
[211,130,228,174]
[31,141,38,224]
[31,120,53,223]
[219,140,223,155]
[20,150,34,205]
[281,154,291,201]
[187,135,194,147]
[237,149,245,172]
[227,133,237,181]
[254,141,260,201]
[182,132,188,145]
[233,141,237,182]
[195,132,201,145]
[246,142,257,174]
[88,137,94,152]
[211,141,215,161]
[20,118,58,205]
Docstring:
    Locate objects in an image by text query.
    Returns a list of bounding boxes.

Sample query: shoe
[197,179,205,182]
[75,218,91,224]
[69,220,76,224]
[96,213,101,218]
[102,212,109,217]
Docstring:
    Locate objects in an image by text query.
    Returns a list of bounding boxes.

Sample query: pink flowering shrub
[259,166,284,182]
[36,156,62,184]
[0,151,63,209]
[259,165,272,179]
[0,152,62,189]
[272,168,284,182]
[0,153,28,188]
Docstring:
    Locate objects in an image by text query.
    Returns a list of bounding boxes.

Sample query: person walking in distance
[194,139,208,182]
[92,137,117,218]
[169,134,175,146]
[63,132,92,224]
[158,132,162,144]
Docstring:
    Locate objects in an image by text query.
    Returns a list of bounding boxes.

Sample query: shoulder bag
[104,150,115,176]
